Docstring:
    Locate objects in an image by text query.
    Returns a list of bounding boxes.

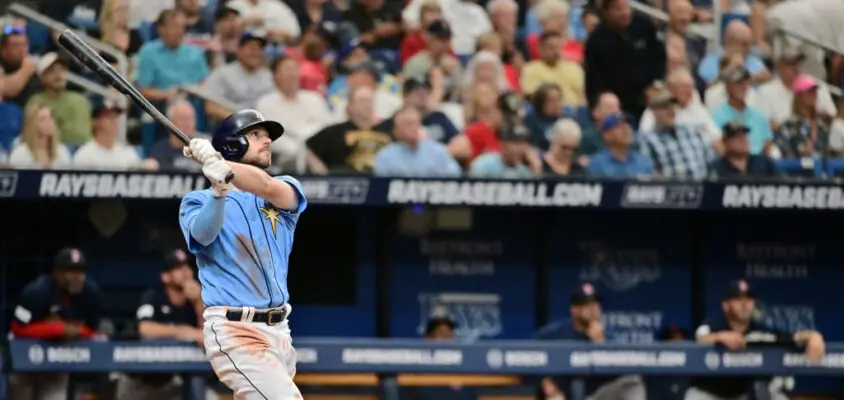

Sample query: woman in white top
[8,104,71,169]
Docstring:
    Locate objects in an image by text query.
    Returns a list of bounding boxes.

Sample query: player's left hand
[183,138,219,164]
[203,157,234,197]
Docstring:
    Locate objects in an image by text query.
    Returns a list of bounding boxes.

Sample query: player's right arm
[179,190,226,251]
[10,282,94,340]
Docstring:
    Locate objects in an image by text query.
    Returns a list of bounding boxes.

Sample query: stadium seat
[825,158,844,177]
[774,158,822,178]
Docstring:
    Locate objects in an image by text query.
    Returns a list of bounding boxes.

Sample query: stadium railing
[8,339,844,400]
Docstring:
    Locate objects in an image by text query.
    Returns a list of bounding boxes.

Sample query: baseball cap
[648,86,677,108]
[723,279,755,300]
[499,123,530,142]
[403,77,431,94]
[721,65,751,84]
[570,282,601,305]
[239,32,267,47]
[792,74,819,93]
[337,37,365,62]
[36,52,67,76]
[426,19,452,38]
[54,247,86,270]
[723,122,750,138]
[600,113,626,132]
[162,249,190,272]
[316,21,341,48]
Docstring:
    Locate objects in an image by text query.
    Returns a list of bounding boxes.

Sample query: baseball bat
[56,29,234,183]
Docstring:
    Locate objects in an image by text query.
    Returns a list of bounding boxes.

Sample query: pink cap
[792,75,818,93]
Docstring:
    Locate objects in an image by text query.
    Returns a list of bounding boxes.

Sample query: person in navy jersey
[535,283,646,400]
[686,280,825,400]
[407,316,476,400]
[115,249,205,400]
[709,122,778,178]
[9,247,103,400]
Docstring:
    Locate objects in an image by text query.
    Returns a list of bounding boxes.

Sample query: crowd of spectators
[0,0,842,180]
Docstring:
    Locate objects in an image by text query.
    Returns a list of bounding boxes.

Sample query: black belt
[226,306,289,325]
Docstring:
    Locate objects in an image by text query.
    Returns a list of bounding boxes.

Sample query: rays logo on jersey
[578,241,660,291]
[417,292,502,339]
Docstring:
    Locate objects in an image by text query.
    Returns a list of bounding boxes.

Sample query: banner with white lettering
[546,212,694,343]
[702,213,844,339]
[388,209,537,339]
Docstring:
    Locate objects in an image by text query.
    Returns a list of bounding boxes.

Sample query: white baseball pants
[203,306,301,400]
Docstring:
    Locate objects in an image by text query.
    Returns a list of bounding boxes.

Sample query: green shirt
[26,91,92,146]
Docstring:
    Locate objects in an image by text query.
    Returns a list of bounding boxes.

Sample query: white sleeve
[816,84,838,116]
[638,109,655,132]
[695,324,712,338]
[270,2,302,37]
[402,0,426,29]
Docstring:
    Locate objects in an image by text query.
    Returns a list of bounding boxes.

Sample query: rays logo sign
[578,241,661,291]
[417,292,502,339]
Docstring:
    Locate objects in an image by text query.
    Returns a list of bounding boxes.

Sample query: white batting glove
[183,138,219,164]
[202,157,233,197]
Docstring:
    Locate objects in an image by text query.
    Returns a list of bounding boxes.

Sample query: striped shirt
[639,125,715,179]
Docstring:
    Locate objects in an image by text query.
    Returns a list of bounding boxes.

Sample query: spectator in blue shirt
[709,122,778,178]
[711,65,773,155]
[697,20,770,85]
[374,106,461,177]
[137,10,210,104]
[375,78,459,146]
[587,113,654,177]
[0,66,23,157]
[469,123,536,179]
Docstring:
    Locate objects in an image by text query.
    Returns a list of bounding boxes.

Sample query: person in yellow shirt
[520,32,585,106]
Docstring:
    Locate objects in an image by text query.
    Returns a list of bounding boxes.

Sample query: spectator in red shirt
[284,21,339,94]
[9,247,103,400]
[461,83,503,160]
[399,0,444,66]
[526,0,584,63]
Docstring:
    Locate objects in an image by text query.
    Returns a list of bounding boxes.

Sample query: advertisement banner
[702,213,843,340]
[547,212,694,343]
[388,210,537,339]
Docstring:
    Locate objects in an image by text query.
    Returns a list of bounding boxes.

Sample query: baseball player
[178,109,307,399]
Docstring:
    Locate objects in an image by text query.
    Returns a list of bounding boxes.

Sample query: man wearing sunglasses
[0,25,38,108]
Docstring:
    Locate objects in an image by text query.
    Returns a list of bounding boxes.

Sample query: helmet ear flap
[218,134,249,160]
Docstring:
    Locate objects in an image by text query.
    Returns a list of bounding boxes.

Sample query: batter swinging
[178,109,307,399]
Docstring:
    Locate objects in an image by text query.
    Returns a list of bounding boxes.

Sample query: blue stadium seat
[825,158,844,177]
[774,157,822,178]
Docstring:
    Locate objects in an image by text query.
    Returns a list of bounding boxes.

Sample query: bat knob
[224,171,235,184]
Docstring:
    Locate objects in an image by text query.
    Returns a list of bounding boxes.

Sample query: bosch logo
[28,345,45,364]
[704,352,720,370]
[486,349,504,369]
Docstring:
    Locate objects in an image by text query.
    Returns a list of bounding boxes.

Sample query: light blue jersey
[178,176,307,308]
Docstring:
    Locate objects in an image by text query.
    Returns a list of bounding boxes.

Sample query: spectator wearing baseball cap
[469,122,536,178]
[703,52,760,114]
[0,24,39,108]
[403,19,463,89]
[757,48,838,127]
[709,122,777,177]
[203,33,274,120]
[690,279,825,400]
[770,75,844,162]
[640,86,715,179]
[587,113,653,177]
[283,20,344,95]
[115,248,204,399]
[374,105,461,177]
[375,77,459,145]
[399,0,445,65]
[72,102,146,170]
[326,33,403,111]
[24,52,93,148]
[8,247,104,398]
[711,65,773,155]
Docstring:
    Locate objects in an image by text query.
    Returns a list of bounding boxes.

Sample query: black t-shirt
[306,121,392,173]
[1,57,40,108]
[691,316,797,398]
[133,286,200,384]
[343,2,403,50]
[148,137,204,172]
[12,275,103,330]
[541,156,585,177]
[709,155,778,178]
[374,110,459,144]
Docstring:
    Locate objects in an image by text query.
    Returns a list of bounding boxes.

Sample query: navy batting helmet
[212,109,285,160]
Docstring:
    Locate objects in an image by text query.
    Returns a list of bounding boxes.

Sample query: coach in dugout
[9,247,104,400]
[686,279,825,400]
[115,249,206,400]
[535,283,646,400]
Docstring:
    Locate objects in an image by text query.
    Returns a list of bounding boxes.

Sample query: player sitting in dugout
[687,279,825,400]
